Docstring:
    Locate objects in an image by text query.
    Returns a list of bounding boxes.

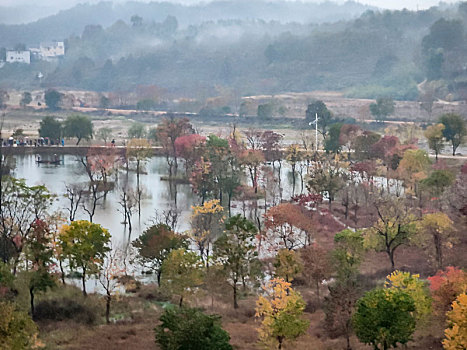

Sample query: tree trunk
[277,336,283,349]
[291,165,296,197]
[233,283,238,309]
[157,270,162,287]
[60,260,66,285]
[13,255,19,276]
[82,268,87,296]
[30,287,35,318]
[388,250,395,271]
[316,280,320,302]
[106,294,111,324]
[434,233,443,269]
[344,194,349,220]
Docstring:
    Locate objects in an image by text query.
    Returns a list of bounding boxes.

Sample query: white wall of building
[40,41,65,59]
[6,51,31,64]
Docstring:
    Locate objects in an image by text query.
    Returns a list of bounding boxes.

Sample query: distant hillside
[0,2,466,105]
[0,0,374,47]
[0,5,61,25]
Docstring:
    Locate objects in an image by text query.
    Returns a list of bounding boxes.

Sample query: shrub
[34,297,98,324]
[0,302,40,349]
[155,307,232,350]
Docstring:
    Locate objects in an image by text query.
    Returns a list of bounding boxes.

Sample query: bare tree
[118,187,136,237]
[98,246,125,324]
[244,128,262,150]
[64,184,84,222]
[153,207,181,232]
[78,156,105,222]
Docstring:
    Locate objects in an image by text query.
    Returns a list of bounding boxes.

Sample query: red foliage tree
[260,130,283,164]
[263,203,314,252]
[292,193,323,209]
[86,146,119,188]
[175,134,206,174]
[370,135,400,161]
[428,266,467,314]
[156,117,194,177]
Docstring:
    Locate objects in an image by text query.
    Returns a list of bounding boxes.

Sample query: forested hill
[0,1,466,103]
[0,0,374,47]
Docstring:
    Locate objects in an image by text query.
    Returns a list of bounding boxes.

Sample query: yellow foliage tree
[385,270,432,321]
[274,249,303,283]
[414,212,456,269]
[255,278,309,349]
[126,138,152,175]
[424,123,445,161]
[397,149,431,194]
[190,199,224,267]
[443,293,467,350]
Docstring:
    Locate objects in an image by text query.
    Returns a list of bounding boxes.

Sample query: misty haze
[0,1,466,350]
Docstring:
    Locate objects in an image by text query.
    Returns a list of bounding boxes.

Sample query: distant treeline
[0,1,467,102]
[0,0,373,47]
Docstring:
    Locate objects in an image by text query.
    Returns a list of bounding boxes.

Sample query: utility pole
[308,112,319,151]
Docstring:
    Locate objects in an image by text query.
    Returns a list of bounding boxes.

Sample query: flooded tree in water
[118,186,136,239]
[190,199,224,268]
[126,138,152,215]
[156,117,194,178]
[174,134,206,176]
[79,147,119,222]
[64,184,84,222]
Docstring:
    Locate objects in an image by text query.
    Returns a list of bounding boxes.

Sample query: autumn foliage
[428,266,467,314]
[443,293,467,350]
[263,203,314,252]
[255,278,309,349]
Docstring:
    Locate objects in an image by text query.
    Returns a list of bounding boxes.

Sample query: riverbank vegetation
[1,107,466,349]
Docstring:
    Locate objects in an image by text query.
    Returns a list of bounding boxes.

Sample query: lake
[12,154,196,247]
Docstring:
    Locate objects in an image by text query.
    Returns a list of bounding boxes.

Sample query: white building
[38,41,65,60]
[6,50,31,64]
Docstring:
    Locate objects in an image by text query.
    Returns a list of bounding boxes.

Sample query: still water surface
[13,154,195,246]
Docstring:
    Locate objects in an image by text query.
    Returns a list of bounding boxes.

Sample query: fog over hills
[0,0,377,26]
[0,0,465,103]
[0,0,378,47]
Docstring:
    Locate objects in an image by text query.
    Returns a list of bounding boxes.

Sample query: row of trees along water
[0,111,466,349]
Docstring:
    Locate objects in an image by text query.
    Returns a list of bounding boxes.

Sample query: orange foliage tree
[239,149,265,194]
[443,293,467,349]
[428,266,467,314]
[263,203,314,253]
